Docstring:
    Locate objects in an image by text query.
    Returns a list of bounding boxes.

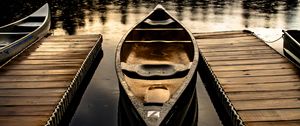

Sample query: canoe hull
[283,30,300,67]
[0,3,50,63]
[118,73,198,126]
[115,4,199,126]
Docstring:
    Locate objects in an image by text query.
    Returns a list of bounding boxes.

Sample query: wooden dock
[0,34,102,126]
[195,30,300,126]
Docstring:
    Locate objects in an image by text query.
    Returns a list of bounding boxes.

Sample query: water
[1,0,300,126]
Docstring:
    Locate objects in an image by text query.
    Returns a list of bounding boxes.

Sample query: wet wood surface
[195,31,300,126]
[0,34,101,126]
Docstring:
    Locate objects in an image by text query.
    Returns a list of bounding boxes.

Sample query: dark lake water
[1,0,300,126]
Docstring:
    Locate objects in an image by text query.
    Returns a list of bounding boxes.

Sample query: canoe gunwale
[115,4,199,125]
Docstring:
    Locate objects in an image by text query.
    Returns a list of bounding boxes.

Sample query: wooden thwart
[0,34,102,126]
[196,30,300,126]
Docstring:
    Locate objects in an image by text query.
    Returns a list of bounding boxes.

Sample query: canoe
[115,4,199,126]
[0,3,50,63]
[283,30,300,67]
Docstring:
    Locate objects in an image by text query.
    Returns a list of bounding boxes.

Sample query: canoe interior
[0,16,46,46]
[0,34,28,45]
[119,7,195,104]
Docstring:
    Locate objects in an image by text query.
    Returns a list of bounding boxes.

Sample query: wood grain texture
[239,109,300,122]
[0,116,49,126]
[197,31,300,126]
[0,34,100,126]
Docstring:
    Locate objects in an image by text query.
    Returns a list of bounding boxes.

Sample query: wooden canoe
[0,3,50,63]
[115,4,199,126]
[283,30,300,67]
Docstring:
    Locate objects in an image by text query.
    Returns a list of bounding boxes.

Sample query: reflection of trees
[284,0,298,28]
[120,0,129,24]
[60,0,85,35]
[212,0,225,15]
[175,0,184,21]
[98,0,108,25]
[242,0,280,28]
[2,0,299,34]
[189,0,199,21]
[199,0,209,22]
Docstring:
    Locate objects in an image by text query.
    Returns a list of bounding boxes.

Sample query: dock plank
[0,82,70,89]
[227,90,300,100]
[211,63,294,71]
[245,121,300,126]
[0,88,66,96]
[0,116,49,126]
[205,53,282,61]
[0,34,102,125]
[215,69,298,78]
[232,98,300,110]
[2,64,81,70]
[222,82,300,92]
[196,30,300,126]
[0,96,60,106]
[0,106,55,116]
[239,109,300,122]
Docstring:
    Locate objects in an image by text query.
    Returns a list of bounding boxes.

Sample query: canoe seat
[121,62,191,79]
[144,86,170,104]
[144,18,174,26]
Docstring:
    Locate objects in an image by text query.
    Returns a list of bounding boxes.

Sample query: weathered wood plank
[0,34,101,126]
[193,31,244,36]
[22,50,90,55]
[196,38,265,45]
[245,121,300,126]
[232,98,300,110]
[197,31,300,126]
[45,34,99,39]
[222,82,300,92]
[21,51,90,56]
[200,45,270,53]
[0,96,60,105]
[37,44,94,48]
[194,33,254,39]
[219,75,300,84]
[10,59,83,65]
[17,55,87,60]
[215,69,298,78]
[212,63,294,71]
[196,39,265,46]
[227,90,300,100]
[239,109,300,122]
[2,64,81,70]
[205,54,282,61]
[0,82,70,89]
[0,69,78,76]
[40,41,96,44]
[0,105,55,116]
[34,48,92,52]
[0,116,49,126]
[0,88,66,96]
[202,49,276,56]
[0,75,74,82]
[198,41,265,47]
[209,58,288,66]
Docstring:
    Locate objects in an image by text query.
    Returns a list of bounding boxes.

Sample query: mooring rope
[264,34,284,43]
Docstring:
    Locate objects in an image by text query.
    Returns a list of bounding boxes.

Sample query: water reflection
[1,0,299,34]
[1,0,300,126]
